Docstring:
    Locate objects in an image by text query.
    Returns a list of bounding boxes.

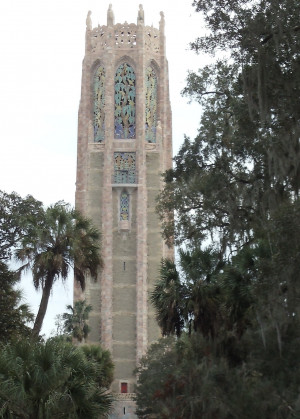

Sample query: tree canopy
[0,191,42,341]
[0,191,113,417]
[16,202,102,337]
[137,0,300,417]
[0,261,33,342]
[62,300,93,343]
[158,0,300,250]
[0,191,43,262]
[0,338,113,418]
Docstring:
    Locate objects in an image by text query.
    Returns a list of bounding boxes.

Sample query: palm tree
[62,300,93,342]
[0,338,113,418]
[180,247,223,339]
[151,258,186,337]
[151,249,224,339]
[16,203,102,337]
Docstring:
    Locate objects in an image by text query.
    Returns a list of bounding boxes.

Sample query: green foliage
[62,300,93,343]
[0,191,40,340]
[0,191,103,340]
[0,262,33,342]
[16,202,103,337]
[151,259,184,337]
[136,327,300,418]
[139,0,300,417]
[0,192,112,417]
[158,0,300,249]
[0,338,113,418]
[80,344,114,389]
[152,249,224,338]
[135,337,178,419]
[0,190,43,262]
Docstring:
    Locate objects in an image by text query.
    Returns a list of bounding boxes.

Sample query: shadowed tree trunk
[32,275,54,337]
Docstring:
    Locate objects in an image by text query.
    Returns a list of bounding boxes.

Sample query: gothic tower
[74,4,172,414]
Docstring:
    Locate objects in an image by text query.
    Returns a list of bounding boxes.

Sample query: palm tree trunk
[32,276,54,337]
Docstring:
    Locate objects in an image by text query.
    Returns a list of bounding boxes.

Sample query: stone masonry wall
[75,6,173,411]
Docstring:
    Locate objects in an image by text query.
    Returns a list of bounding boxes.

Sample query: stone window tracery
[114,152,136,184]
[145,66,157,143]
[114,63,136,139]
[120,191,129,221]
[93,65,105,142]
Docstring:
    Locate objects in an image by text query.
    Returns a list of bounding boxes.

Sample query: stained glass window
[114,152,136,184]
[114,63,136,139]
[145,67,157,143]
[94,65,105,142]
[120,191,129,221]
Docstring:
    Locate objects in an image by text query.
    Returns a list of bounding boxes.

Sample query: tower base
[109,394,137,419]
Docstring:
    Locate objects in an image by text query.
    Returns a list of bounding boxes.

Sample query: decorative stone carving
[91,26,108,52]
[88,22,161,52]
[144,26,160,53]
[113,393,136,401]
[119,220,130,231]
[137,4,144,25]
[89,143,105,151]
[159,11,165,31]
[86,10,92,31]
[145,143,157,150]
[115,23,137,48]
[107,4,114,26]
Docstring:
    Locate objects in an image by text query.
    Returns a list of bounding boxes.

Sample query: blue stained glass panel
[114,64,136,139]
[120,192,129,220]
[114,152,136,184]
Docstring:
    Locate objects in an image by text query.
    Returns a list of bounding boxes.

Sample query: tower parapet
[85,14,162,54]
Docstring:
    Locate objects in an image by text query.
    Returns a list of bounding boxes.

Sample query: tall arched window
[120,191,129,221]
[115,63,136,139]
[145,66,157,143]
[93,65,105,142]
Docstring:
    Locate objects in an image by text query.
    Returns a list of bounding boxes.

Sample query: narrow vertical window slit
[145,66,157,142]
[93,65,105,142]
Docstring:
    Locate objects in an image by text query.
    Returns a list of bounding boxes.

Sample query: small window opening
[124,407,126,414]
[123,261,126,271]
[121,382,128,393]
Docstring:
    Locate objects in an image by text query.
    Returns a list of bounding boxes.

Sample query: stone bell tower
[74,4,172,416]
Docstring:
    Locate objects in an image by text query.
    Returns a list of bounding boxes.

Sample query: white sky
[0,0,206,336]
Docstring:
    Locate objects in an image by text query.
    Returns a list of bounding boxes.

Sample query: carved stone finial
[137,4,144,25]
[159,11,165,31]
[86,10,92,30]
[107,4,115,26]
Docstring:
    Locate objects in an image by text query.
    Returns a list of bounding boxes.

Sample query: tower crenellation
[85,11,163,55]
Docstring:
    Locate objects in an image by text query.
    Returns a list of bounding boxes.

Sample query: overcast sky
[0,0,206,336]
